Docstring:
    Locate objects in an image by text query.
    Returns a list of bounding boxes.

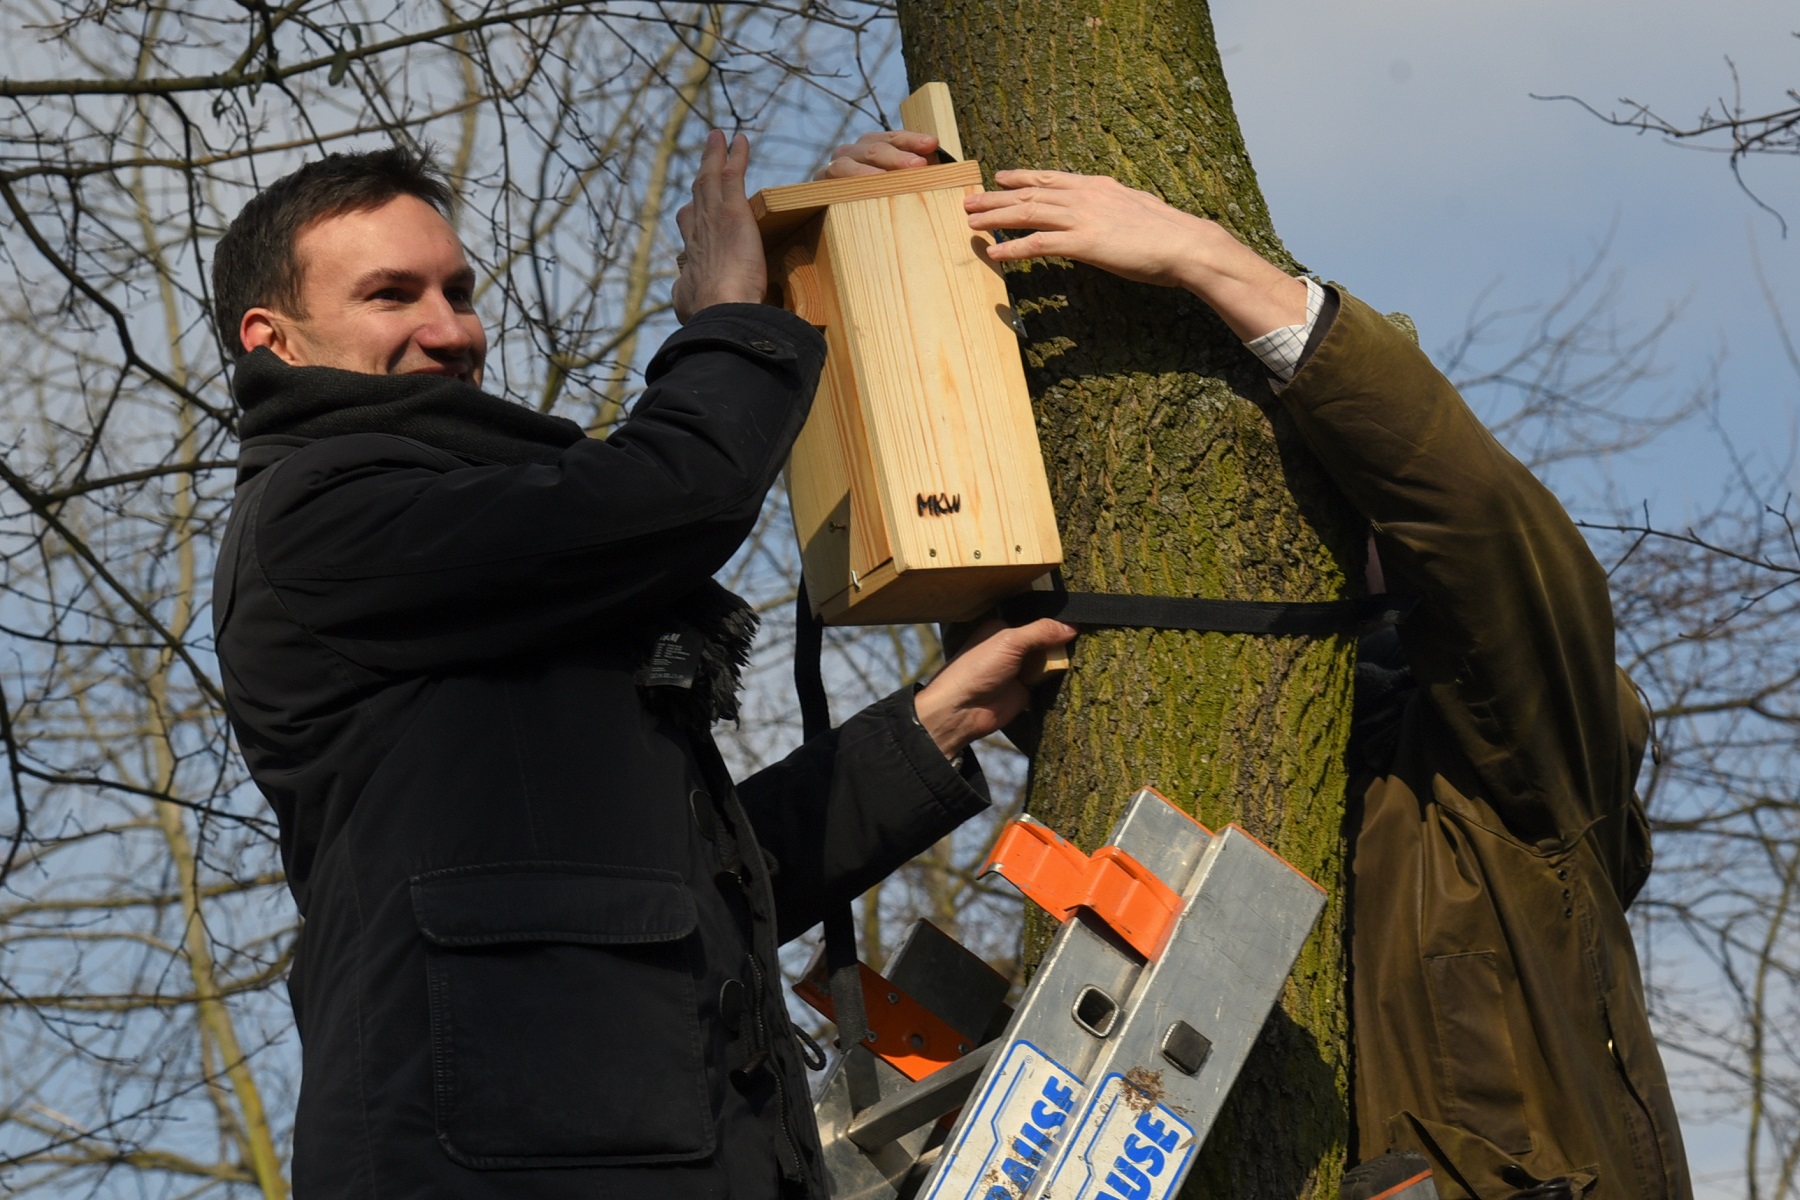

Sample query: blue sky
[1209,0,1798,525]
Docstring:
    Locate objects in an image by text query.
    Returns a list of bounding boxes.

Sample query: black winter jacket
[213,305,990,1198]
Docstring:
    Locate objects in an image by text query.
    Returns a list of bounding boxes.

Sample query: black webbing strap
[794,579,831,741]
[997,589,1406,637]
[822,907,880,1112]
[794,582,881,1114]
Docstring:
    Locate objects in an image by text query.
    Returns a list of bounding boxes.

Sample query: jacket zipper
[744,946,807,1184]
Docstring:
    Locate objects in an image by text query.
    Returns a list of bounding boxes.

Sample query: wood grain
[777,218,890,612]
[750,161,980,242]
[758,161,1063,624]
[898,81,965,163]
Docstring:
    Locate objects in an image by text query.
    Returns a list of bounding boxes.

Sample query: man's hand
[673,130,768,323]
[913,618,1077,760]
[814,130,942,180]
[967,170,1307,341]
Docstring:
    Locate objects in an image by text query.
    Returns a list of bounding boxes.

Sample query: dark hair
[211,144,456,360]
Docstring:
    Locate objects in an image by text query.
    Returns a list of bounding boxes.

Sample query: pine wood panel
[777,221,891,612]
[751,161,980,241]
[754,163,1062,624]
[822,185,1060,579]
[898,81,965,162]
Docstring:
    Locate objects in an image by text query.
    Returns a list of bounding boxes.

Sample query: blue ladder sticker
[1036,1073,1199,1200]
[923,1041,1084,1200]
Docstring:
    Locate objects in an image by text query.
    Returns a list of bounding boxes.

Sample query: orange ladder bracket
[979,816,1190,960]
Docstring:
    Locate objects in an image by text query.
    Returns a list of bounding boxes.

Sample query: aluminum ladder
[795,786,1329,1200]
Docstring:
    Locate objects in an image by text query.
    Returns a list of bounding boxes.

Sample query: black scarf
[232,348,758,725]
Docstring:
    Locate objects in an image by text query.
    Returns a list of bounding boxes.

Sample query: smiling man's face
[240,193,488,386]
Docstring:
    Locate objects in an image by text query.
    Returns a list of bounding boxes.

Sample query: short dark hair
[212,144,456,360]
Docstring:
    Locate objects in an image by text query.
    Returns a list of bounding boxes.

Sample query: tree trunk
[897,4,1363,1196]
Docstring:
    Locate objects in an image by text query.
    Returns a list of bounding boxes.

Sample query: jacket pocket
[1424,950,1534,1156]
[411,862,713,1168]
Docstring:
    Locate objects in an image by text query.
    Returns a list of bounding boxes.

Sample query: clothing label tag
[637,628,703,690]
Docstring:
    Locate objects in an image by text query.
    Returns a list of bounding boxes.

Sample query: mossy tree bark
[897,4,1364,1196]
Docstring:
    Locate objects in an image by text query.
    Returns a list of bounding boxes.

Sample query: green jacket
[1279,292,1691,1200]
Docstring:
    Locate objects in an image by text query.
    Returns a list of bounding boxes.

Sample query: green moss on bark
[897,3,1363,1196]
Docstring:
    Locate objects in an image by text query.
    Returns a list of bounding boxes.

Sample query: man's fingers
[965,188,1079,219]
[862,142,931,170]
[815,138,934,180]
[965,186,1047,210]
[957,617,1009,652]
[1008,619,1075,687]
[1004,619,1077,656]
[691,128,727,204]
[673,130,767,321]
[959,618,1075,666]
[945,617,1070,668]
[846,129,938,159]
[815,159,878,181]
[723,132,751,197]
[1021,618,1078,646]
[965,202,1074,235]
[914,618,1075,754]
[813,130,941,180]
[882,129,940,156]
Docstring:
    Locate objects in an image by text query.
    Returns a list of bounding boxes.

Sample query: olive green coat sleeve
[1279,290,1651,900]
[1273,290,1685,1200]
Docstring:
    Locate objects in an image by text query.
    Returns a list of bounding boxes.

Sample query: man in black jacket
[211,133,1073,1198]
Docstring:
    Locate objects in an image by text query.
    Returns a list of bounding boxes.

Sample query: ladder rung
[845,1040,998,1151]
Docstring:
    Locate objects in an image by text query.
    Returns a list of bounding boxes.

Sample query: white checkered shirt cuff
[1243,277,1325,387]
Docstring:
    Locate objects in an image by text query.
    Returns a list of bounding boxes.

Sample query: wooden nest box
[751,85,1062,625]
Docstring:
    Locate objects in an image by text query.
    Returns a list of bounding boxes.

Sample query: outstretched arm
[965,159,1640,856]
[738,617,1076,941]
[965,170,1308,341]
[817,135,1306,340]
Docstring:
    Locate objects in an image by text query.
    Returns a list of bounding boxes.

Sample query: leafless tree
[1537,33,1800,230]
[1446,252,1800,1199]
[3,3,1798,1197]
[1530,29,1800,1190]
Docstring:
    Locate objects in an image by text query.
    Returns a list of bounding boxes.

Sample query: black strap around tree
[997,587,1407,637]
[794,581,882,1114]
[791,575,1406,1117]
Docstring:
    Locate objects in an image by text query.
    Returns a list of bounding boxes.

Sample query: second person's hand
[966,170,1307,340]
